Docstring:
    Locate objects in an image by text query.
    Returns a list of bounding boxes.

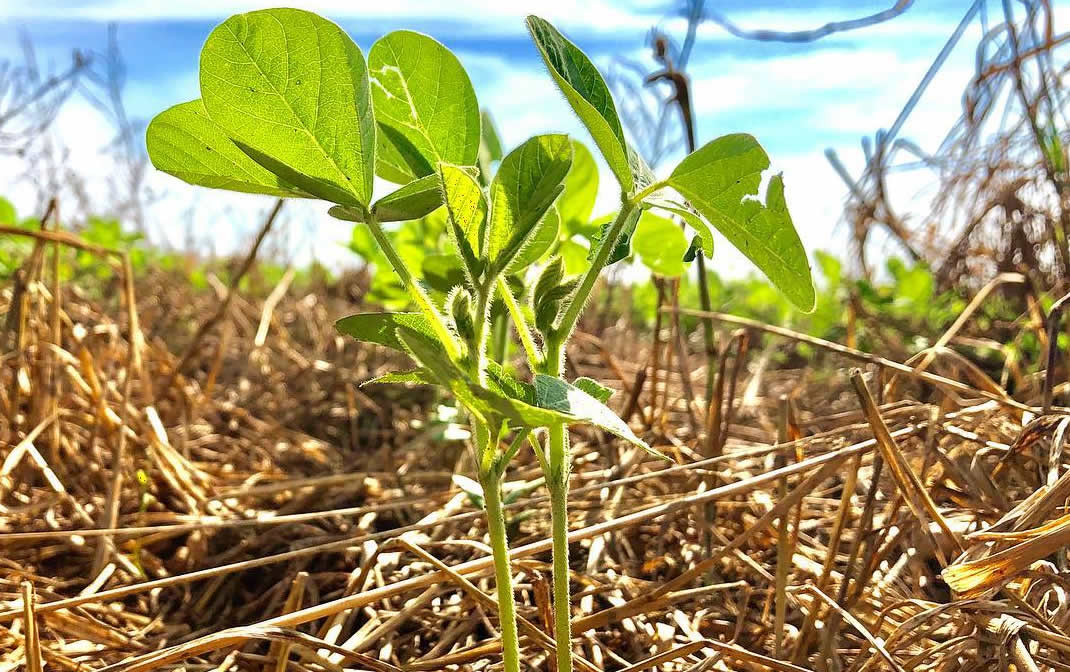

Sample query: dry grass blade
[21,581,43,672]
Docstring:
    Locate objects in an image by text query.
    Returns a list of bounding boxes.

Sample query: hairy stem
[471,283,492,385]
[498,277,542,370]
[362,212,460,359]
[548,422,573,672]
[480,469,521,672]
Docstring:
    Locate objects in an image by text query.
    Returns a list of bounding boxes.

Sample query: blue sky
[0,1,1039,272]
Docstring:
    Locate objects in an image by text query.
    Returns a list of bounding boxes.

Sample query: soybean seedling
[145,9,815,672]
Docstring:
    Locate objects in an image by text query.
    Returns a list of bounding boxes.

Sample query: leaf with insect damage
[368,30,480,183]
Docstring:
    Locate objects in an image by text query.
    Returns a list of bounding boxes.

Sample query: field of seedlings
[5,2,1070,671]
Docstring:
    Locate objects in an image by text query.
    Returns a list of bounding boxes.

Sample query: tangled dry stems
[3,231,1070,671]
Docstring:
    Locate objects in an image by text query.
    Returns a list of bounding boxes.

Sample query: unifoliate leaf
[369,30,480,183]
[573,377,613,403]
[147,100,309,198]
[487,134,572,273]
[668,133,814,311]
[587,207,641,267]
[533,374,660,455]
[440,163,487,283]
[422,254,467,294]
[362,369,435,386]
[335,312,438,353]
[199,8,375,207]
[526,16,632,193]
[633,211,688,277]
[558,140,598,235]
[505,205,560,275]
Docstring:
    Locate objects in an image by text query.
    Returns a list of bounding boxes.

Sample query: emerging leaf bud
[449,288,476,342]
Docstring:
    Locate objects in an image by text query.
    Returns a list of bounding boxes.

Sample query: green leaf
[146,100,309,198]
[362,369,435,386]
[375,175,444,221]
[633,211,688,277]
[439,163,487,283]
[558,140,598,235]
[525,16,632,193]
[487,134,572,273]
[505,205,560,275]
[369,30,480,183]
[480,109,504,163]
[587,208,641,267]
[533,374,660,455]
[668,134,814,311]
[682,235,705,263]
[643,197,711,256]
[573,377,613,403]
[628,144,659,195]
[328,175,444,224]
[335,312,438,352]
[559,239,591,276]
[422,254,467,294]
[199,8,375,207]
[0,197,15,224]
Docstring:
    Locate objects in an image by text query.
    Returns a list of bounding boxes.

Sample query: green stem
[471,283,492,385]
[492,311,510,364]
[363,213,460,359]
[632,179,668,203]
[480,469,521,672]
[548,200,638,373]
[497,277,542,370]
[548,422,573,672]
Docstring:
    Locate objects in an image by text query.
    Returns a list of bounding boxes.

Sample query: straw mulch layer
[2,250,1070,671]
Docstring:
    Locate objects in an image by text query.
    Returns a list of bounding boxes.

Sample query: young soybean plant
[145,9,814,672]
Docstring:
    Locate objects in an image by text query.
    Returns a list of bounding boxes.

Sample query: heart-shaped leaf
[668,133,814,311]
[526,16,632,193]
[533,374,660,456]
[199,8,375,207]
[487,134,572,273]
[369,30,480,183]
[633,211,688,278]
[146,100,309,198]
